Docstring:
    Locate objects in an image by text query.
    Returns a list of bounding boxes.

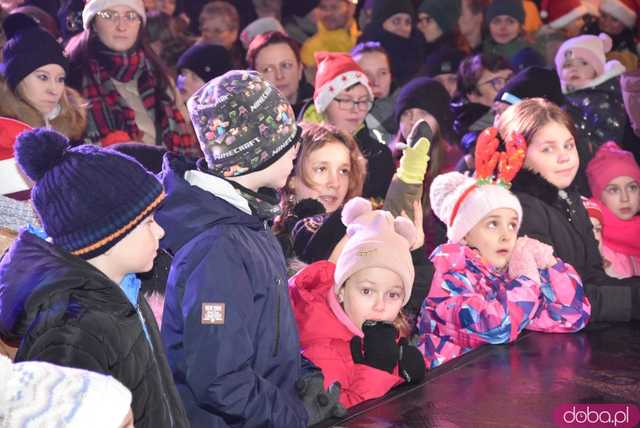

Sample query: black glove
[406,119,434,148]
[397,337,426,384]
[295,372,347,426]
[350,320,400,373]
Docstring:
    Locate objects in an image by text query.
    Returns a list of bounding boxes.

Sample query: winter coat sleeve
[177,239,309,428]
[526,260,591,333]
[423,247,541,349]
[517,195,637,322]
[302,339,403,409]
[621,69,640,138]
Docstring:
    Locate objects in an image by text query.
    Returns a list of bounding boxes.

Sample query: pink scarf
[600,201,640,257]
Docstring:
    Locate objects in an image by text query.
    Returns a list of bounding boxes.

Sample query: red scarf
[83,40,200,157]
[599,201,640,257]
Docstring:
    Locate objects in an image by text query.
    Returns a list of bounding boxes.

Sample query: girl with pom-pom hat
[289,196,427,408]
[418,127,591,369]
[0,129,189,428]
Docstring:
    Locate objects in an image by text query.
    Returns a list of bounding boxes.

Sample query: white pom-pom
[393,216,417,248]
[429,172,474,224]
[341,197,372,227]
[540,9,548,19]
[599,33,613,53]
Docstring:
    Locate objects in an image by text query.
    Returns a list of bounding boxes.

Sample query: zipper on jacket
[273,278,281,357]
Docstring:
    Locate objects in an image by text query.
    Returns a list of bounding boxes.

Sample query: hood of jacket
[289,260,362,347]
[156,153,265,256]
[0,230,126,342]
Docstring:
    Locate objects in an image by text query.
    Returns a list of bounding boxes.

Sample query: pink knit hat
[430,172,523,244]
[334,197,416,305]
[586,141,640,199]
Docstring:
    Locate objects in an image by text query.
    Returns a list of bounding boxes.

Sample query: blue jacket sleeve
[178,238,308,427]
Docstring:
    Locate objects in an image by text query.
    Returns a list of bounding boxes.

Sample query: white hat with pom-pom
[334,197,416,305]
[430,171,523,245]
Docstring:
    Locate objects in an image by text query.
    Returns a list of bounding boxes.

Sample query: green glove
[396,120,433,184]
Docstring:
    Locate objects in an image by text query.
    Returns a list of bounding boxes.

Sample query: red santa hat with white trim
[313,51,373,114]
[539,0,589,30]
[599,0,638,28]
[0,117,33,200]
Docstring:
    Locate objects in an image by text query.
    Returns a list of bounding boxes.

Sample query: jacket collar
[510,168,563,205]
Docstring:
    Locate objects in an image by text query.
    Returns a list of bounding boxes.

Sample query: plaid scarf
[83,41,200,157]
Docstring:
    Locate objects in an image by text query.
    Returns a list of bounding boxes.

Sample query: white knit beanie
[334,197,416,305]
[83,0,146,30]
[430,171,523,244]
[0,355,132,428]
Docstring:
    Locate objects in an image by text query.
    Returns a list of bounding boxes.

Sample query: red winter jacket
[288,261,404,408]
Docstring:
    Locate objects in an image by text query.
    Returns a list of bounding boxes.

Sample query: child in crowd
[157,71,343,427]
[555,33,627,166]
[419,128,591,368]
[586,142,640,278]
[483,0,532,63]
[289,197,426,408]
[0,355,133,428]
[276,122,367,258]
[303,51,394,202]
[0,129,188,427]
[583,0,639,67]
[175,43,232,102]
[502,98,640,322]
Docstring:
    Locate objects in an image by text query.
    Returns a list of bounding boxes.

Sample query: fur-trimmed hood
[510,168,561,205]
[0,76,87,141]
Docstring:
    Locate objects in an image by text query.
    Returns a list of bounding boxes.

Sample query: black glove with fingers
[350,320,400,373]
[295,372,347,426]
[397,337,426,384]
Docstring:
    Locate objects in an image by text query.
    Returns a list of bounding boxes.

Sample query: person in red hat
[539,0,589,37]
[584,0,639,65]
[301,51,395,202]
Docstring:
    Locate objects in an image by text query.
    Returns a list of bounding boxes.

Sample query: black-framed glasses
[478,75,511,91]
[96,9,141,24]
[333,97,373,112]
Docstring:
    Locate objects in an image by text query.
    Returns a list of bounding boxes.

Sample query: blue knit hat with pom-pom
[15,129,165,259]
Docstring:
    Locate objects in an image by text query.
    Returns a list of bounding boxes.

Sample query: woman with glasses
[450,53,513,142]
[64,0,200,156]
[246,31,313,117]
[302,51,394,201]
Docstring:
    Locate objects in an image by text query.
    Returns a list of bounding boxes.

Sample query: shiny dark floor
[314,321,640,428]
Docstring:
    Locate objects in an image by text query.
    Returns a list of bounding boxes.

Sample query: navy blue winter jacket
[156,155,309,428]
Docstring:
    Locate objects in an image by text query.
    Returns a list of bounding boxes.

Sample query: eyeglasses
[478,75,511,91]
[333,97,373,112]
[96,9,141,24]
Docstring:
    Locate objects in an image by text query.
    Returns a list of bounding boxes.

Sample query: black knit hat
[486,0,525,24]
[417,0,461,34]
[495,66,565,107]
[395,77,452,137]
[176,44,233,84]
[370,0,415,25]
[0,22,68,91]
[14,129,165,259]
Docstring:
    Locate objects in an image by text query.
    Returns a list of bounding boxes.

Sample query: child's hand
[396,121,432,185]
[350,321,399,373]
[295,372,347,424]
[401,200,424,250]
[509,237,541,284]
[520,236,556,269]
[397,338,426,384]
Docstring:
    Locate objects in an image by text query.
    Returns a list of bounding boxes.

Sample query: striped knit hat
[14,128,165,259]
